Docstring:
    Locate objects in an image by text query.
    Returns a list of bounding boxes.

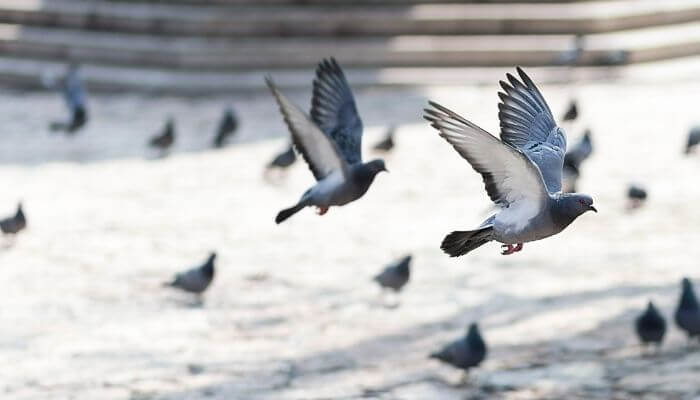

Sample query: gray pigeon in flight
[164,252,216,295]
[266,58,387,224]
[635,301,666,352]
[675,277,700,341]
[374,254,411,292]
[425,67,596,257]
[49,64,88,134]
[430,323,487,379]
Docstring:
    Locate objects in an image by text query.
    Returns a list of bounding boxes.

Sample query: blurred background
[1,1,700,399]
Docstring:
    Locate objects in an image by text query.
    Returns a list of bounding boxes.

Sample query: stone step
[0,0,697,36]
[0,21,698,69]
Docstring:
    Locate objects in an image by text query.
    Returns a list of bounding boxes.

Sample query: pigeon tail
[441,226,494,257]
[275,203,306,224]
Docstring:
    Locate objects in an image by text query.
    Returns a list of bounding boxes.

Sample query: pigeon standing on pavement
[372,125,396,152]
[164,252,216,295]
[213,107,239,148]
[562,129,593,192]
[561,99,578,123]
[626,184,648,210]
[266,58,387,224]
[430,323,487,381]
[49,64,88,134]
[675,277,700,342]
[0,203,26,235]
[424,67,597,257]
[685,127,700,154]
[374,254,411,293]
[149,118,175,152]
[267,144,297,170]
[635,301,666,352]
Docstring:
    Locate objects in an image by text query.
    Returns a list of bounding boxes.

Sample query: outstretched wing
[425,101,548,215]
[266,76,348,181]
[310,58,363,165]
[497,67,566,193]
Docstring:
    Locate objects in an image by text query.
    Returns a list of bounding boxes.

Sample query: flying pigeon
[213,107,239,148]
[424,67,596,257]
[430,323,487,380]
[372,125,396,152]
[267,144,297,170]
[149,118,175,151]
[635,301,666,352]
[164,252,216,295]
[675,277,700,341]
[0,203,26,235]
[266,58,387,224]
[561,99,578,123]
[374,254,411,292]
[49,64,88,134]
[685,127,700,154]
[627,184,648,210]
[562,129,593,192]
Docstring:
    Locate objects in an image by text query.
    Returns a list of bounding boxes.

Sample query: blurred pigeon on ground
[627,184,648,210]
[267,144,296,170]
[561,99,578,123]
[266,58,387,224]
[562,129,593,192]
[635,301,666,352]
[685,127,700,154]
[213,107,239,148]
[675,278,700,342]
[164,252,216,295]
[0,203,26,235]
[424,67,597,257]
[49,64,88,134]
[372,125,396,152]
[597,50,629,66]
[430,323,487,381]
[149,118,175,152]
[554,34,584,66]
[374,254,411,292]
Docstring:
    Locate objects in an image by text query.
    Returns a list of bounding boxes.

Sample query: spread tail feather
[275,203,305,224]
[441,227,494,257]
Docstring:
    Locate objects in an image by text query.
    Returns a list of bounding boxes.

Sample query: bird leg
[501,243,523,255]
[513,243,524,252]
[316,206,329,216]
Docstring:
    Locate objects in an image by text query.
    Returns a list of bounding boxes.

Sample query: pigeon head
[396,255,411,276]
[554,193,597,227]
[466,323,486,351]
[680,278,699,309]
[646,300,660,316]
[353,159,388,183]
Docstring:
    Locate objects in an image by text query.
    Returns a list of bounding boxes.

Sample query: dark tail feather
[275,204,305,224]
[441,227,493,257]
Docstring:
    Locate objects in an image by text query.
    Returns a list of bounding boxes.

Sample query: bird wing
[266,76,349,181]
[425,101,548,212]
[497,67,566,193]
[310,58,363,165]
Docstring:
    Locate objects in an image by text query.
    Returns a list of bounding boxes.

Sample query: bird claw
[316,206,328,216]
[501,243,523,255]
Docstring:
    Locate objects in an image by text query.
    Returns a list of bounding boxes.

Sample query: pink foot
[501,243,524,255]
[513,243,524,253]
[316,206,329,216]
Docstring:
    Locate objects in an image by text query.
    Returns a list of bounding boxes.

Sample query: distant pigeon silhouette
[0,203,26,235]
[685,127,700,154]
[150,118,175,151]
[561,100,578,123]
[372,125,396,152]
[50,64,88,134]
[627,184,648,210]
[266,58,387,224]
[675,278,700,341]
[267,144,297,170]
[562,129,593,193]
[554,34,584,66]
[425,67,596,257]
[164,252,216,295]
[430,323,487,380]
[374,254,411,292]
[635,301,666,351]
[213,107,239,148]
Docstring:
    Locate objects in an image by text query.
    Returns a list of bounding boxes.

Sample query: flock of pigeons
[3,57,700,381]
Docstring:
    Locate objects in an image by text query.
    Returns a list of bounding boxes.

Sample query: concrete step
[0,0,697,36]
[0,22,698,69]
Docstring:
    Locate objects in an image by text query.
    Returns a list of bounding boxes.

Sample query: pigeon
[149,118,175,151]
[213,107,239,148]
[627,184,648,210]
[554,34,584,66]
[267,144,297,170]
[372,125,396,152]
[0,203,26,235]
[562,129,593,192]
[374,254,411,292]
[675,277,700,341]
[164,252,216,295]
[49,64,88,134]
[635,301,666,351]
[424,67,597,257]
[430,323,487,379]
[685,127,700,154]
[266,58,387,224]
[561,99,578,123]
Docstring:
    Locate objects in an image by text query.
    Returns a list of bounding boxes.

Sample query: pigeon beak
[589,205,597,213]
